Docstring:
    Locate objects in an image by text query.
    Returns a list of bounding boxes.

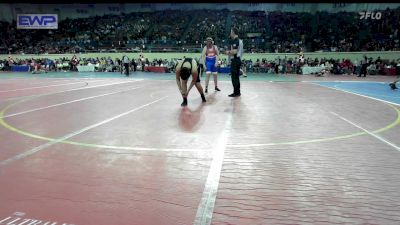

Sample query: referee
[358,55,368,77]
[123,55,130,76]
[225,27,243,97]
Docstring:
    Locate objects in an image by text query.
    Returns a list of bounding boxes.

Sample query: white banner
[17,14,58,29]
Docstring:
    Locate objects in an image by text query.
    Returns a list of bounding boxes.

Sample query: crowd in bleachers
[2,54,399,77]
[313,9,400,52]
[265,11,311,53]
[0,55,183,73]
[149,10,193,43]
[1,7,399,54]
[242,56,400,76]
[184,10,229,46]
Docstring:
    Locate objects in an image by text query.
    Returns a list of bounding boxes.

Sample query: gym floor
[0,72,399,225]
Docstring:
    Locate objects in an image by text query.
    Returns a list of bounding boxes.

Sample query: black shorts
[180,74,200,82]
[180,67,201,82]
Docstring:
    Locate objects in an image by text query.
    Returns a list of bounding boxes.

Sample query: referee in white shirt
[225,27,244,97]
[123,55,130,76]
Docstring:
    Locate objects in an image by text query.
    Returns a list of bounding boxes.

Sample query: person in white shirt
[225,27,243,97]
[122,55,130,76]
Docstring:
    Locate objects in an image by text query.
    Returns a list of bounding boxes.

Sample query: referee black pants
[230,57,241,95]
[360,64,367,77]
[124,63,129,76]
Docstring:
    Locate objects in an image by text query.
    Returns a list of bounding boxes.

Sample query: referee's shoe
[228,93,241,97]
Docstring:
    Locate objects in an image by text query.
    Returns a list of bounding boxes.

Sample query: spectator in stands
[4,54,400,78]
[44,58,53,72]
[325,61,332,73]
[7,56,15,66]
[253,59,260,73]
[139,54,145,71]
[281,56,287,74]
[116,58,122,74]
[158,58,162,67]
[99,58,106,72]
[332,60,344,75]
[32,59,47,74]
[0,60,4,71]
[240,59,247,77]
[396,59,400,76]
[70,55,79,71]
[2,8,400,54]
[132,58,137,72]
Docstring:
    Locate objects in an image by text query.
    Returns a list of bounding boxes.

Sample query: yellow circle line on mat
[1,98,399,150]
[227,103,400,148]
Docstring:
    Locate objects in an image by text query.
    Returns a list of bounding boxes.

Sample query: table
[384,67,396,76]
[11,66,30,72]
[302,66,326,75]
[144,66,167,73]
[77,65,95,72]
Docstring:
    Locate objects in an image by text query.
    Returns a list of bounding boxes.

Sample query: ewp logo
[17,14,58,29]
[359,11,382,20]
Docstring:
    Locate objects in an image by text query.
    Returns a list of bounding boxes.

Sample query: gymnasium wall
[1,52,399,62]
